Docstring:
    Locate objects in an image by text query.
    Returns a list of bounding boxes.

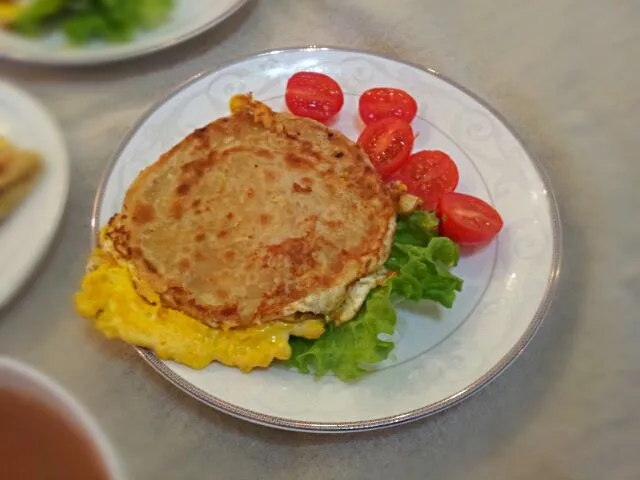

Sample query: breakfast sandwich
[76,95,409,372]
[0,137,42,222]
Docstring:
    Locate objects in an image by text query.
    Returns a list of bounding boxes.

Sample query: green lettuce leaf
[136,0,174,28]
[386,239,462,308]
[387,211,462,307]
[285,211,464,381]
[10,0,174,43]
[11,0,69,35]
[393,210,439,246]
[286,284,396,382]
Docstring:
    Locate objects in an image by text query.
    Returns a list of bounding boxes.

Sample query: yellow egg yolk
[74,249,325,372]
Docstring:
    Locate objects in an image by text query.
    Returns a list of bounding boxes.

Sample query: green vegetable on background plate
[9,0,174,44]
[285,211,463,381]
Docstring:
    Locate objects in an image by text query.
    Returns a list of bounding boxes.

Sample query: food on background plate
[75,93,464,381]
[0,1,20,26]
[0,137,43,222]
[3,0,174,45]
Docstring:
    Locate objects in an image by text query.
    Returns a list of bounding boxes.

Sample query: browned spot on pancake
[327,131,334,139]
[334,151,344,158]
[223,250,236,262]
[285,131,301,140]
[180,153,216,177]
[292,182,312,193]
[326,219,344,230]
[143,258,158,274]
[217,230,229,239]
[192,199,201,208]
[246,188,254,199]
[192,126,208,141]
[264,170,276,182]
[194,232,206,242]
[266,236,318,277]
[221,145,251,159]
[226,212,234,220]
[169,201,183,219]
[195,251,206,261]
[301,177,313,185]
[367,224,379,236]
[285,153,312,169]
[331,260,344,275]
[300,141,321,161]
[255,148,274,159]
[131,203,155,225]
[175,183,190,196]
[216,288,230,300]
[260,213,272,225]
[222,305,238,317]
[178,258,191,273]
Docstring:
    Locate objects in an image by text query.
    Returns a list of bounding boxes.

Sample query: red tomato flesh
[437,192,504,246]
[357,118,414,177]
[285,72,344,122]
[388,150,459,211]
[359,87,418,125]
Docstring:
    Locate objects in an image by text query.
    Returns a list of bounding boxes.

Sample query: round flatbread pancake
[105,97,396,328]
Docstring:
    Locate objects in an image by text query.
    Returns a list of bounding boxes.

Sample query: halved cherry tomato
[359,87,418,125]
[285,72,344,122]
[388,150,459,211]
[357,118,414,177]
[437,192,504,246]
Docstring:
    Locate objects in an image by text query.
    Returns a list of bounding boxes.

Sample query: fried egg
[75,249,325,372]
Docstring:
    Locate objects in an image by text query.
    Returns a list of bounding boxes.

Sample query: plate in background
[0,81,69,309]
[0,0,246,66]
[93,47,561,432]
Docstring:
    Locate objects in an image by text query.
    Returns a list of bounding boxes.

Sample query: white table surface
[0,1,638,479]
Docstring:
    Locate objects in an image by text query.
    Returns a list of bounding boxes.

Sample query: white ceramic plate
[94,47,561,432]
[0,0,246,66]
[0,80,69,309]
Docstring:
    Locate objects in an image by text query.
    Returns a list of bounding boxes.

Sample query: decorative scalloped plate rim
[91,47,562,433]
